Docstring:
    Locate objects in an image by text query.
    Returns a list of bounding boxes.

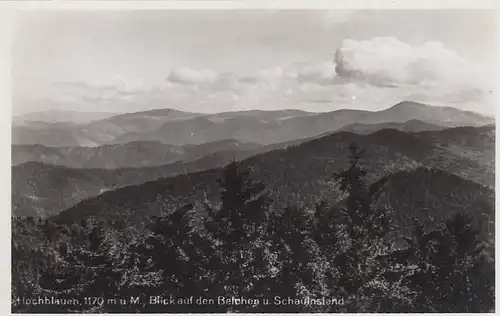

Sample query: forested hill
[13,144,494,313]
[52,125,493,219]
[13,141,495,313]
[14,125,494,219]
[12,139,262,169]
[53,163,494,251]
[379,168,494,247]
[52,165,494,245]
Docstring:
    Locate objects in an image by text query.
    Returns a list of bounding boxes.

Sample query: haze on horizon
[12,10,496,117]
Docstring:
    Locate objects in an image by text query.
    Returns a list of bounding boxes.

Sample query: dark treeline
[12,144,494,313]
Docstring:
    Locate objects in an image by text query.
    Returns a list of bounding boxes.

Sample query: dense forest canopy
[12,143,494,313]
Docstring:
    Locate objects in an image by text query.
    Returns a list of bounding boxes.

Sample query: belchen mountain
[12,101,493,147]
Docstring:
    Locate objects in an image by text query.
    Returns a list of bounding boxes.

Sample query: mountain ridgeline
[12,101,493,147]
[11,101,495,313]
[13,124,494,219]
[12,139,262,169]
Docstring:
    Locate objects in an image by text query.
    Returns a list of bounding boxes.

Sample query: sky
[11,10,497,116]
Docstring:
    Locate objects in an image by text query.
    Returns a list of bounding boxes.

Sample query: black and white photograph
[9,7,496,313]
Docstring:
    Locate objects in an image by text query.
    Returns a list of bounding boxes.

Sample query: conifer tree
[432,213,493,312]
[389,213,494,313]
[263,205,317,312]
[35,218,122,313]
[204,161,272,311]
[332,143,395,311]
[127,203,218,313]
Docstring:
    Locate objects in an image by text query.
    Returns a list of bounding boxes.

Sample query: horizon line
[12,100,495,119]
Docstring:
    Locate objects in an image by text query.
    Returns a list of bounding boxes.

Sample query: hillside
[52,164,494,249]
[12,139,261,169]
[12,101,493,147]
[379,168,494,245]
[13,125,494,219]
[12,149,253,218]
[337,119,446,134]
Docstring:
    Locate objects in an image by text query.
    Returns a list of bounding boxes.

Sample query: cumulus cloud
[333,37,477,88]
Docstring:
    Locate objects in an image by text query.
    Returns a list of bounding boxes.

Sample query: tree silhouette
[123,203,222,313]
[332,143,396,311]
[434,213,493,312]
[204,161,272,311]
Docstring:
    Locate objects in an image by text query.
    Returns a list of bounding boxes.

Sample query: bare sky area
[12,10,497,115]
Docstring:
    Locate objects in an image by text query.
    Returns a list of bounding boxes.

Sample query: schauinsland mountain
[12,101,493,147]
[13,124,494,221]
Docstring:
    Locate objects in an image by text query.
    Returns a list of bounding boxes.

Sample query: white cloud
[333,37,478,88]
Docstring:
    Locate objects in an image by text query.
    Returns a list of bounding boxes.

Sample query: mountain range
[13,119,446,169]
[13,124,494,220]
[11,100,495,239]
[12,101,493,147]
[45,127,494,249]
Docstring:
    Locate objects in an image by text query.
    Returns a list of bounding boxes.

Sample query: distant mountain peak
[390,101,430,109]
[111,108,197,119]
[405,118,426,123]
